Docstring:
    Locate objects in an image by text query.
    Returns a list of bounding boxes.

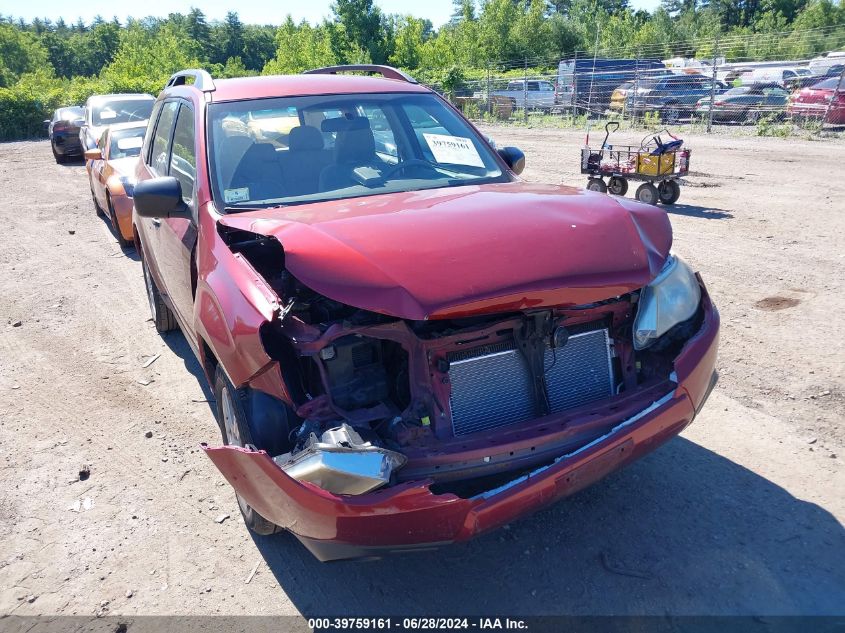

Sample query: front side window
[170,105,196,206]
[208,92,507,211]
[93,99,154,126]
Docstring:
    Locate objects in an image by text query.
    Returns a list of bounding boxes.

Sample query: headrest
[240,143,277,162]
[334,126,376,164]
[288,125,324,151]
[321,116,371,133]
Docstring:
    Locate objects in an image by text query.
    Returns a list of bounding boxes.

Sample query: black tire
[662,103,681,124]
[92,191,105,216]
[213,365,283,536]
[90,176,105,217]
[608,176,628,196]
[141,254,178,333]
[745,108,761,125]
[52,141,67,164]
[635,182,659,205]
[657,180,681,205]
[586,178,607,193]
[107,192,133,248]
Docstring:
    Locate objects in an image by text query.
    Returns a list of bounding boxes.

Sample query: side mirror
[43,119,51,129]
[84,148,102,161]
[498,146,525,175]
[134,177,189,219]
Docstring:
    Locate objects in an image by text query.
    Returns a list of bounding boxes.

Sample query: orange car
[85,121,147,247]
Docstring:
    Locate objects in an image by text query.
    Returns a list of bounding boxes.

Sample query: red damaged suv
[132,65,719,561]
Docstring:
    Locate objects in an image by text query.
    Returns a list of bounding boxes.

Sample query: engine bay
[220,226,700,495]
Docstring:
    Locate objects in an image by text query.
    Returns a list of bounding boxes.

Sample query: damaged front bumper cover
[203,286,719,561]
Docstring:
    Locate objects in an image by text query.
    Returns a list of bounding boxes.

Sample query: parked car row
[46,92,155,243]
[51,65,719,562]
[466,51,844,124]
[610,72,844,124]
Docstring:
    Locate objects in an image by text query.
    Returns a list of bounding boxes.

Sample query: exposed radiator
[448,329,615,437]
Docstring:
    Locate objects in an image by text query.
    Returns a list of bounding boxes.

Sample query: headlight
[633,255,701,350]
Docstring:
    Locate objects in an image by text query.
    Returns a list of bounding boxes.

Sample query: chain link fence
[437,25,845,136]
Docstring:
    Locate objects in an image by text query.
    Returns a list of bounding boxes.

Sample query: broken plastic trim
[272,423,407,495]
[473,390,675,500]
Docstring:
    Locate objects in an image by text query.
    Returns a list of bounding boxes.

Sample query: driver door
[155,102,198,330]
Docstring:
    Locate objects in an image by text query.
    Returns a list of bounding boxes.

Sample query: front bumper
[789,102,845,123]
[204,283,719,561]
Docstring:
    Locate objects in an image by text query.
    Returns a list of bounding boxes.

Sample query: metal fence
[441,26,845,134]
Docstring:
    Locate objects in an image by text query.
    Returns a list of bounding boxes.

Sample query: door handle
[152,218,161,227]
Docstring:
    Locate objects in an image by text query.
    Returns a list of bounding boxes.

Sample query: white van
[743,67,805,86]
[808,52,845,76]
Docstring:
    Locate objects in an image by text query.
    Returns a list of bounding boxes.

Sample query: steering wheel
[380,159,442,180]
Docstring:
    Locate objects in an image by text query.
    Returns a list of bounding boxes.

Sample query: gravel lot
[0,130,843,620]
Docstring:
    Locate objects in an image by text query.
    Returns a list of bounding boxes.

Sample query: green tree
[223,11,245,62]
[186,8,211,59]
[263,17,337,74]
[242,25,276,71]
[477,0,519,61]
[389,15,428,69]
[331,0,388,63]
[511,0,553,59]
[101,22,202,92]
[0,22,51,87]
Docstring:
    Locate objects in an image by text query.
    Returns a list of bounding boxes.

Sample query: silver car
[79,93,155,150]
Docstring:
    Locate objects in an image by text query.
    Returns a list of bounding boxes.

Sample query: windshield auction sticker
[423,134,484,167]
[224,187,250,204]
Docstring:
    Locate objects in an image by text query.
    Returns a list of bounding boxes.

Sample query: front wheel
[586,178,607,193]
[608,176,628,196]
[662,104,681,124]
[141,255,178,333]
[635,182,659,205]
[213,365,283,536]
[657,180,681,205]
[107,192,133,248]
[745,108,762,125]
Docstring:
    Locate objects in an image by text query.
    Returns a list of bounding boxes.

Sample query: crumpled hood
[217,182,672,320]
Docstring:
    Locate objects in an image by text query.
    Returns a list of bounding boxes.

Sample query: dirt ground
[0,128,843,620]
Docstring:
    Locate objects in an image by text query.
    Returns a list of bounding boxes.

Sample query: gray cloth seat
[230,143,286,202]
[278,126,332,197]
[318,118,384,192]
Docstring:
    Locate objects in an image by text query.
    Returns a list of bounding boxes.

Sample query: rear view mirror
[498,146,525,175]
[84,148,102,161]
[134,177,189,219]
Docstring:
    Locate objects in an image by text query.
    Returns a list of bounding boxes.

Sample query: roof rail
[166,69,216,92]
[303,64,418,84]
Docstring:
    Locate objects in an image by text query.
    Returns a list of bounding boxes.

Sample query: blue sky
[6,0,661,27]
